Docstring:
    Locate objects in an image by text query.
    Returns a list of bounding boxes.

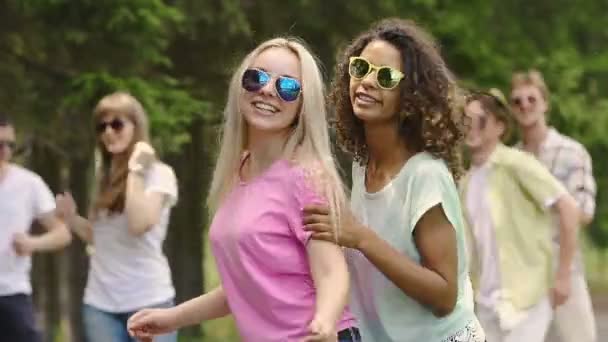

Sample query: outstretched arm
[306,239,350,339]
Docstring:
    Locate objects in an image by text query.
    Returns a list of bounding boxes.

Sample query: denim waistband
[337,327,361,341]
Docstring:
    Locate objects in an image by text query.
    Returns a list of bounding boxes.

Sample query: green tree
[0,1,206,340]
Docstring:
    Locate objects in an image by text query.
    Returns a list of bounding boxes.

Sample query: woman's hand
[303,204,367,249]
[128,141,156,173]
[301,316,338,342]
[55,192,77,222]
[127,308,179,341]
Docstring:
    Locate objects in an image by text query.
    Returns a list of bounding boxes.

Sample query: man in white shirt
[0,113,71,342]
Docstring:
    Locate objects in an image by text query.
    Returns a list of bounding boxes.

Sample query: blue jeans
[83,300,177,342]
[0,294,42,342]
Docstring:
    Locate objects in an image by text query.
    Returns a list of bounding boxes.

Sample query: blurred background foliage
[1,0,606,340]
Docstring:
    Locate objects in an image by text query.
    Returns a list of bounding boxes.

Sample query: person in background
[0,113,71,342]
[461,90,579,342]
[510,70,597,342]
[56,92,179,342]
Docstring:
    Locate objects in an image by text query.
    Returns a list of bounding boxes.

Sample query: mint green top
[347,152,484,342]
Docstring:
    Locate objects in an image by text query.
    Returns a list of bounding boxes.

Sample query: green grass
[583,237,608,294]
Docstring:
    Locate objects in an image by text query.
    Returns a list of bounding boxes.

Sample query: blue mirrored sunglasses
[241,68,302,102]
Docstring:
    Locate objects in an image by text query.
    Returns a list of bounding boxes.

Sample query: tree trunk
[27,141,64,342]
[66,156,92,342]
[165,118,211,339]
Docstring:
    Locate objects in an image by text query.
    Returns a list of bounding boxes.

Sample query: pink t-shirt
[209,159,356,341]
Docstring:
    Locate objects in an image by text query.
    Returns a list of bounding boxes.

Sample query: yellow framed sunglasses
[348,56,405,90]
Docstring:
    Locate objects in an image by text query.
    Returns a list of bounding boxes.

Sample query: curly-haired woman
[303,18,484,342]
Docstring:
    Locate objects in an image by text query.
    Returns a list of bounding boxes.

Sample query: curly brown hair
[329,18,466,179]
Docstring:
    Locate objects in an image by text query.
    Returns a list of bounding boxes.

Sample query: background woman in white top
[303,18,484,341]
[56,92,178,342]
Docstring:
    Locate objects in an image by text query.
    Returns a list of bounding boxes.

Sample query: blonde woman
[127,38,359,342]
[56,92,178,342]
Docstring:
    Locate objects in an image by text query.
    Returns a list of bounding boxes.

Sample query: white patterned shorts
[442,319,486,342]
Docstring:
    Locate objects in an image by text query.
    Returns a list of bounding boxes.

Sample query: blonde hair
[92,92,151,214]
[511,69,550,101]
[207,37,346,235]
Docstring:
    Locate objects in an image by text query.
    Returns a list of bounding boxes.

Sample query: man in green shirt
[460,91,579,342]
[510,70,597,342]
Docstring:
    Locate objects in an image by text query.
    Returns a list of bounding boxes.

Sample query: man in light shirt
[461,91,579,342]
[511,70,597,342]
[0,113,71,341]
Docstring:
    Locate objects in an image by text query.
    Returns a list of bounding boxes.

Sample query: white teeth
[254,102,278,113]
[357,94,377,103]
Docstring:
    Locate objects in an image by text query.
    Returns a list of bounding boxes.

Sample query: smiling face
[96,113,135,155]
[239,47,302,136]
[464,100,505,152]
[349,39,403,125]
[510,84,548,129]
